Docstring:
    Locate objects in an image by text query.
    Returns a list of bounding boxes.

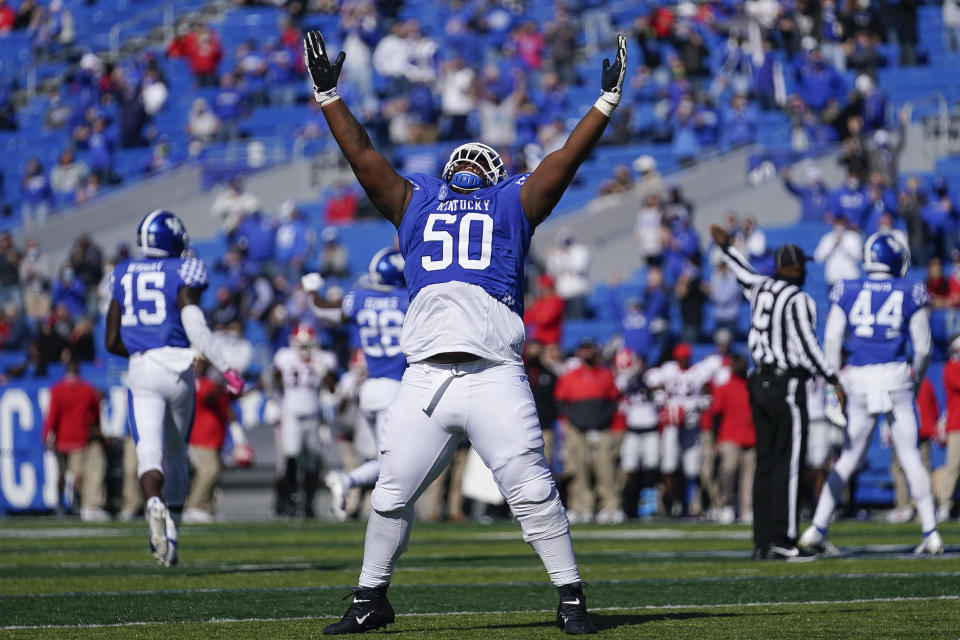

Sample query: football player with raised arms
[304,28,627,635]
[302,248,409,522]
[105,210,243,566]
[799,232,943,555]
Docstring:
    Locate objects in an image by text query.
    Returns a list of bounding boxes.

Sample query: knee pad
[497,452,568,542]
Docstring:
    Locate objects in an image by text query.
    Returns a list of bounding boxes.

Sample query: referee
[710,225,846,559]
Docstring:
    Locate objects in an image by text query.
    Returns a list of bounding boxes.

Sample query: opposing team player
[304,28,627,635]
[302,248,409,521]
[105,210,243,566]
[272,323,338,517]
[799,232,943,555]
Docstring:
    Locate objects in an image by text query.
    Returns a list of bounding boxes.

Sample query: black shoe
[322,586,396,635]
[557,582,597,634]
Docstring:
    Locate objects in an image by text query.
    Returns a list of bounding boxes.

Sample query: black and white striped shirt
[719,246,838,383]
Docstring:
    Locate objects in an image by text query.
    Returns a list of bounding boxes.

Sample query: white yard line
[2,595,957,631]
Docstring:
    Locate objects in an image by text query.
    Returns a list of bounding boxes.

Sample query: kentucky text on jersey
[435,199,492,212]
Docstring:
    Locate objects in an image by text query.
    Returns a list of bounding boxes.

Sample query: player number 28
[421,212,493,271]
[119,272,167,326]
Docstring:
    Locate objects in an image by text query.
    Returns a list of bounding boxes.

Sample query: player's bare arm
[105,300,129,357]
[521,35,626,227]
[304,30,411,227]
[300,272,345,324]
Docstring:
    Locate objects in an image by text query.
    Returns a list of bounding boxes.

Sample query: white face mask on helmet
[441,142,508,192]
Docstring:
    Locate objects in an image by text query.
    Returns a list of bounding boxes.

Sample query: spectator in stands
[867,127,907,190]
[781,166,829,222]
[183,358,232,523]
[927,257,953,309]
[43,359,108,521]
[274,200,315,281]
[74,174,100,204]
[939,335,960,521]
[43,89,70,131]
[794,43,846,117]
[922,177,957,262]
[734,215,767,264]
[547,229,591,319]
[145,137,173,174]
[633,155,665,203]
[598,164,633,196]
[0,301,28,351]
[233,210,277,271]
[846,31,881,78]
[323,182,360,224]
[643,264,670,362]
[214,72,248,142]
[0,231,21,310]
[814,219,863,290]
[49,149,88,206]
[50,264,85,318]
[87,117,118,185]
[69,234,102,297]
[140,69,168,117]
[710,354,756,525]
[13,0,39,31]
[544,7,577,85]
[524,341,562,467]
[0,0,13,34]
[208,286,241,329]
[828,170,868,228]
[722,93,757,149]
[525,274,564,346]
[20,158,52,229]
[555,338,623,524]
[675,255,706,344]
[708,261,741,339]
[438,55,476,140]
[901,176,928,266]
[372,21,412,93]
[167,19,223,87]
[116,76,149,149]
[318,227,350,279]
[634,192,664,266]
[19,239,49,321]
[211,176,259,237]
[947,0,960,53]
[188,98,221,145]
[67,316,94,362]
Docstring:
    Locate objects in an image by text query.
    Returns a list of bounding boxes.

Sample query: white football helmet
[290,323,317,358]
[441,142,508,191]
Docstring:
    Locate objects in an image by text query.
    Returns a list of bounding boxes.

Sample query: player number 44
[421,212,493,272]
[849,289,903,338]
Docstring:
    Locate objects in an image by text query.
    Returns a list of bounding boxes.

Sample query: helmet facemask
[441,142,508,192]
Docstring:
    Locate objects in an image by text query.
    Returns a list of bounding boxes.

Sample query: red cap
[672,342,692,361]
[537,274,556,288]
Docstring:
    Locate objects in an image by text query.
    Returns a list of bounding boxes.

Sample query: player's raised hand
[598,34,627,111]
[301,272,324,294]
[710,224,731,249]
[304,30,345,105]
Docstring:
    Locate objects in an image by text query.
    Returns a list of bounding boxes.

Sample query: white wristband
[314,87,341,106]
[593,97,616,117]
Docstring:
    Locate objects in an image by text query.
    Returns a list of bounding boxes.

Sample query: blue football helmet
[137,209,189,258]
[441,142,508,192]
[368,248,405,288]
[863,231,909,277]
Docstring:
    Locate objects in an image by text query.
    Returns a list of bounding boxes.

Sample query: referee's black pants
[748,372,808,553]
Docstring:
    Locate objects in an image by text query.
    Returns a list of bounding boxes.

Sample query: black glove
[303,30,345,105]
[599,34,627,108]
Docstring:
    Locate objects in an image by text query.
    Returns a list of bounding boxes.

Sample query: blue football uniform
[111,257,209,356]
[396,173,533,363]
[828,277,928,366]
[342,285,409,381]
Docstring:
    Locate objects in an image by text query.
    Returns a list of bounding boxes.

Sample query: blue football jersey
[342,285,409,380]
[397,172,533,317]
[829,277,929,366]
[111,257,209,354]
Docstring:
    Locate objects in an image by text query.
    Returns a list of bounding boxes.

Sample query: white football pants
[621,429,660,473]
[358,359,578,588]
[126,353,195,508]
[660,425,701,478]
[347,378,401,488]
[811,386,936,534]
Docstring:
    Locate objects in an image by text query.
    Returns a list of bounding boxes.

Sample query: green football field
[1,517,959,639]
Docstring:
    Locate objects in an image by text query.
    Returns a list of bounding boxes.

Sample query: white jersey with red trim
[273,347,337,418]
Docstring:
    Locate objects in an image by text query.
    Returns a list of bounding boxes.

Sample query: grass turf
[1,518,958,638]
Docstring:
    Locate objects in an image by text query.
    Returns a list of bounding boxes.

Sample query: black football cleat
[556,582,597,635]
[323,586,396,635]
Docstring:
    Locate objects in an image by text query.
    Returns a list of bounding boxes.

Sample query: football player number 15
[421,212,493,271]
[119,272,167,326]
